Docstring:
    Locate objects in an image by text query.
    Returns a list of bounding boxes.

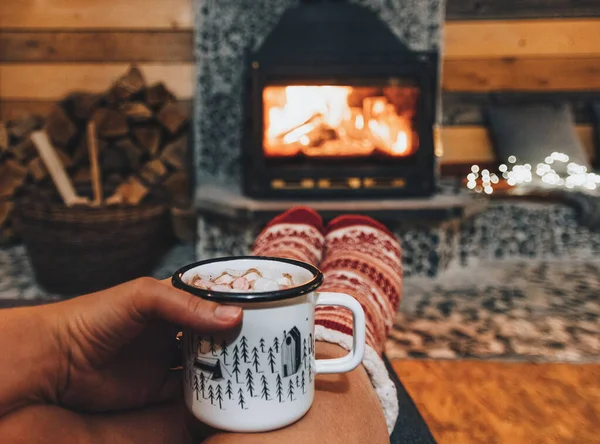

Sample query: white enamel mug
[172,256,366,433]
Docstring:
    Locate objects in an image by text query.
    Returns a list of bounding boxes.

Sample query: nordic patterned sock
[252,207,325,265]
[315,214,402,432]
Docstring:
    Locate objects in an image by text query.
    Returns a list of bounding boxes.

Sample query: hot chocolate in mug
[172,256,366,433]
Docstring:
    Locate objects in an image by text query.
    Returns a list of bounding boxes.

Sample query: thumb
[117,277,242,332]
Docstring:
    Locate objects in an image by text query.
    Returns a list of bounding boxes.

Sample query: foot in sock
[316,214,402,355]
[252,206,325,266]
[251,209,401,433]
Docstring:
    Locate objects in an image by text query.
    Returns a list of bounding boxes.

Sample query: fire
[263,85,416,158]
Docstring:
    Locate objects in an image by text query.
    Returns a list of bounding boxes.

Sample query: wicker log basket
[2,66,192,296]
[13,186,173,296]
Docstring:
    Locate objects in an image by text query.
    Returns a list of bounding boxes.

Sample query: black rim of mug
[171,256,324,303]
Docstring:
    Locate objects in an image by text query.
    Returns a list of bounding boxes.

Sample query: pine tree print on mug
[303,339,308,369]
[232,345,242,383]
[260,374,271,400]
[220,340,229,364]
[209,336,217,356]
[276,374,284,402]
[287,379,295,401]
[200,372,206,398]
[186,327,320,412]
[238,388,247,410]
[208,385,215,405]
[245,368,256,397]
[251,347,261,373]
[216,384,224,409]
[240,336,250,363]
[193,373,200,400]
[268,347,276,373]
[226,379,233,400]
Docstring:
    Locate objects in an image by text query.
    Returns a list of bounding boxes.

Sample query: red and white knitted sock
[252,210,400,433]
[315,214,402,432]
[252,207,324,265]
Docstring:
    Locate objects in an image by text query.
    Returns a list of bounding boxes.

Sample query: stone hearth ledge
[196,184,488,223]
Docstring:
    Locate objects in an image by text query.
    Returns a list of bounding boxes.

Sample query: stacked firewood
[0,66,191,243]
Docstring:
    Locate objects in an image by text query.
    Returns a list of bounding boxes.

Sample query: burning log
[301,138,374,158]
[266,114,327,157]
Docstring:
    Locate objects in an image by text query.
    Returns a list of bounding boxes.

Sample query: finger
[126,277,242,332]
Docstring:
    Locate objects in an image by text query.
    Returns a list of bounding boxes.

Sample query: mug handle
[314,292,366,374]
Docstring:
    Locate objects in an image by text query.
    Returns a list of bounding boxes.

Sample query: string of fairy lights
[466,152,600,195]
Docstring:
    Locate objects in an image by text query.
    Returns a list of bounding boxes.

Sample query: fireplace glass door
[262,82,420,161]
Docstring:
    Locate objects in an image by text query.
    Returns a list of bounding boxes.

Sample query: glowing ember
[263,85,417,158]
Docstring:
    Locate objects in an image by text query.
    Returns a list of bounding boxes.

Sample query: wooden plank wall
[1,0,599,169]
[443,0,600,169]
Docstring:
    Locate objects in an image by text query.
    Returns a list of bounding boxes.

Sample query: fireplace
[242,0,439,199]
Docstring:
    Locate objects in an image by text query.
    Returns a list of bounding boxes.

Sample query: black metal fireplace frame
[240,0,440,200]
[242,58,438,199]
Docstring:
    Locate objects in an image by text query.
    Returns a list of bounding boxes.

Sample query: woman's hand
[0,277,242,415]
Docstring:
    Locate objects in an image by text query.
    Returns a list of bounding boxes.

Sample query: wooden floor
[392,360,600,444]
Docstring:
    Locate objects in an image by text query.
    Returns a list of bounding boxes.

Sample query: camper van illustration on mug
[281,327,302,377]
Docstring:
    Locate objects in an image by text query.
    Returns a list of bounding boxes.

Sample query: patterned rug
[2,244,599,363]
[387,259,600,363]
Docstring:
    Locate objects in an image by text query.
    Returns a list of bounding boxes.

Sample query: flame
[263,85,415,157]
[372,100,386,114]
[392,131,409,155]
[355,114,364,129]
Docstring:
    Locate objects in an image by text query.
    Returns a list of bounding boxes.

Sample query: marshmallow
[253,278,280,292]
[214,273,235,285]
